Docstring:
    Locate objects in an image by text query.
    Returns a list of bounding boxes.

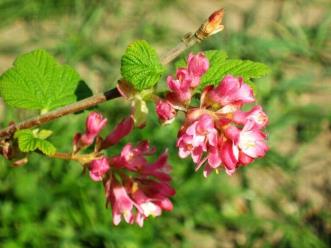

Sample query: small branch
[49,152,74,160]
[0,88,120,139]
[159,33,198,65]
[0,9,224,140]
[47,151,99,164]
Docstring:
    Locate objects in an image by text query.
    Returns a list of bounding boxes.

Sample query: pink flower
[177,114,219,169]
[206,75,255,107]
[111,141,155,171]
[73,112,108,150]
[85,112,108,136]
[174,75,269,176]
[102,116,134,149]
[222,121,268,168]
[187,53,209,87]
[238,121,268,158]
[104,147,175,226]
[233,105,268,128]
[165,53,209,106]
[89,157,110,181]
[167,75,191,103]
[220,139,239,175]
[156,100,176,123]
[139,151,172,181]
[130,177,175,226]
[105,179,137,225]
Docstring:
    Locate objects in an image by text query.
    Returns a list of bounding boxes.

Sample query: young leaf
[0,49,82,111]
[14,129,56,156]
[36,129,53,139]
[14,130,38,152]
[121,40,165,91]
[35,140,56,156]
[198,50,271,90]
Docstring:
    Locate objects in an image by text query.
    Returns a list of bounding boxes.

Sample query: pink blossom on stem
[102,116,134,149]
[166,75,192,104]
[220,139,239,175]
[238,120,269,158]
[111,141,155,171]
[173,74,269,177]
[105,179,137,225]
[165,52,209,107]
[233,105,269,128]
[177,113,219,169]
[187,53,209,87]
[139,151,172,181]
[130,176,175,226]
[222,121,268,169]
[156,99,176,123]
[70,112,175,226]
[104,145,175,226]
[88,157,110,181]
[85,112,108,136]
[206,75,255,107]
[73,112,108,150]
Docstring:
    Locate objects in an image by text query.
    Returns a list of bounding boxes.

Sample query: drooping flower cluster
[73,112,175,226]
[156,53,269,177]
[106,143,174,226]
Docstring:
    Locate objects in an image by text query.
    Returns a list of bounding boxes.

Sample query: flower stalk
[48,151,99,164]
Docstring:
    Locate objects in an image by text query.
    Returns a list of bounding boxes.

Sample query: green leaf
[0,49,81,111]
[14,129,56,156]
[36,129,53,139]
[198,50,271,90]
[35,140,56,156]
[121,40,165,91]
[14,130,37,152]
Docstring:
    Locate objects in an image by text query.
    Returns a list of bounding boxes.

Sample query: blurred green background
[0,0,331,247]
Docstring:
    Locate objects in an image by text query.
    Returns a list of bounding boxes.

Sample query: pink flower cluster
[156,53,269,176]
[106,144,174,226]
[73,112,175,226]
[156,53,209,123]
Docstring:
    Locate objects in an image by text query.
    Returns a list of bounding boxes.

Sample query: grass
[0,0,331,247]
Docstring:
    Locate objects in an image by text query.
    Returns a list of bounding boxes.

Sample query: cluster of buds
[73,112,175,226]
[156,53,269,177]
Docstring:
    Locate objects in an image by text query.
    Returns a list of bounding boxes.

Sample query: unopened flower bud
[156,100,176,124]
[102,116,134,149]
[196,8,224,40]
[207,9,225,34]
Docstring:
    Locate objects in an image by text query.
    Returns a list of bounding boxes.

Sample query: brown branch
[0,9,224,140]
[0,88,121,139]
